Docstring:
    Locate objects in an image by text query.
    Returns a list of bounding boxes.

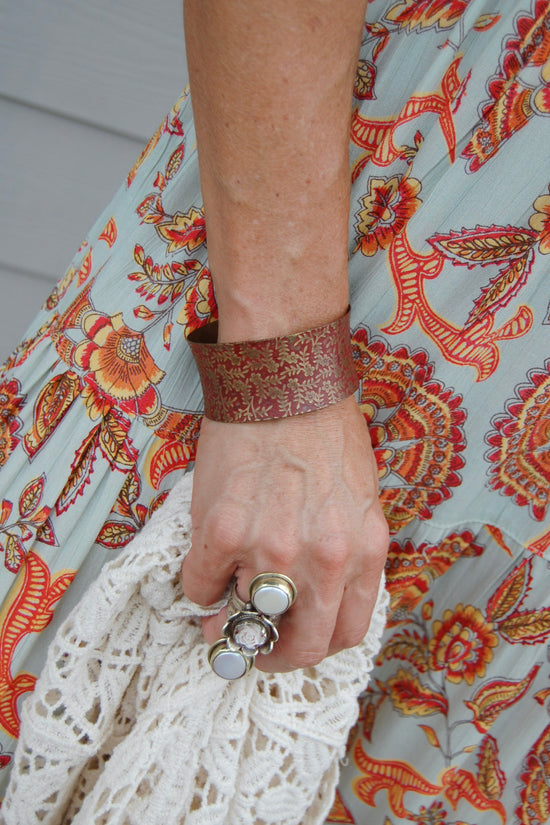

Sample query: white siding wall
[0,0,189,359]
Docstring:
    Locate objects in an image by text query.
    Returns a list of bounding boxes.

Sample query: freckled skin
[181,2,389,671]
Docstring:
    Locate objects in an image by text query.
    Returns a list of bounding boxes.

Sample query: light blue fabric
[1,2,550,819]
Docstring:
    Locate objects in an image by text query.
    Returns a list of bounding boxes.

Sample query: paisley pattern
[486,361,550,523]
[0,2,550,821]
[353,330,467,534]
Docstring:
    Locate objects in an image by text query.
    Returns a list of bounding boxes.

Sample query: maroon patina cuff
[187,309,358,423]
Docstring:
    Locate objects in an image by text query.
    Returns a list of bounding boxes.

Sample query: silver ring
[223,609,279,655]
[249,573,297,616]
[208,638,253,680]
[226,585,249,619]
[208,608,279,680]
[208,574,297,679]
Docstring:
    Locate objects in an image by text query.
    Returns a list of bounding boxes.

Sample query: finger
[327,571,383,656]
[254,578,342,672]
[181,533,237,606]
[202,571,342,673]
[202,609,229,644]
[327,519,388,655]
[200,574,255,644]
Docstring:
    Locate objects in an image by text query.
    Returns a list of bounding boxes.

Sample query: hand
[181,395,389,672]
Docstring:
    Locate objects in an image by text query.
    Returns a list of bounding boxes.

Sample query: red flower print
[411,801,448,825]
[355,173,422,256]
[0,379,25,467]
[354,59,377,100]
[74,311,165,419]
[156,207,206,254]
[353,330,466,533]
[529,186,550,254]
[177,268,218,335]
[429,604,498,685]
[462,5,550,171]
[486,360,550,522]
[385,0,468,32]
[516,725,550,825]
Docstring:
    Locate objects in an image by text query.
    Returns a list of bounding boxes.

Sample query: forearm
[184,0,366,342]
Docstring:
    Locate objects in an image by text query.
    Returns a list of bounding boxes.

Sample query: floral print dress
[1,1,550,822]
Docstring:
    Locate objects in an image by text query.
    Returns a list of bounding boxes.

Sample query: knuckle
[356,525,389,573]
[207,508,248,557]
[369,536,389,570]
[264,539,300,572]
[370,510,390,548]
[316,535,351,572]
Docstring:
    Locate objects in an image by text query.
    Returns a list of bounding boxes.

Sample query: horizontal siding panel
[0,265,56,361]
[0,0,187,139]
[0,97,145,281]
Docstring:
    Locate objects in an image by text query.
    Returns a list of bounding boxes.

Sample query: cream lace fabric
[1,471,387,825]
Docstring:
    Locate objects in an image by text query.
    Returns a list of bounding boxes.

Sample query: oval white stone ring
[208,639,253,680]
[249,573,297,617]
[207,574,297,680]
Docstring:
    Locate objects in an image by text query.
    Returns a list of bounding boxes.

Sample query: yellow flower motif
[355,173,422,256]
[412,802,447,825]
[429,603,498,685]
[385,0,468,32]
[156,208,206,254]
[74,311,164,418]
[0,379,25,466]
[529,186,550,254]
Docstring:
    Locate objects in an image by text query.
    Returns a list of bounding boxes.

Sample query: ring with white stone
[226,586,249,619]
[208,609,279,680]
[208,574,297,679]
[223,609,279,656]
[208,638,254,680]
[249,573,297,617]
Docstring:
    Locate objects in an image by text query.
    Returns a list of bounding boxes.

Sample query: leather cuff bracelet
[187,309,358,423]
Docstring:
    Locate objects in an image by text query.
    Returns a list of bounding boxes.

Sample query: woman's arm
[181,0,389,671]
[184,0,365,340]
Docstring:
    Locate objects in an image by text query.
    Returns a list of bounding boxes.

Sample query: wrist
[201,175,351,342]
[187,307,358,423]
[214,287,350,344]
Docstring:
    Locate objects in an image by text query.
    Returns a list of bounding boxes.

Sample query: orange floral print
[462,3,550,171]
[353,331,466,533]
[0,379,25,467]
[385,0,468,32]
[411,801,448,825]
[127,90,186,188]
[387,669,449,716]
[529,186,550,253]
[516,725,550,825]
[354,172,422,256]
[0,552,74,738]
[155,207,206,254]
[74,311,165,418]
[176,267,218,334]
[429,604,498,685]
[354,59,377,100]
[144,412,201,490]
[385,532,483,623]
[486,360,550,523]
